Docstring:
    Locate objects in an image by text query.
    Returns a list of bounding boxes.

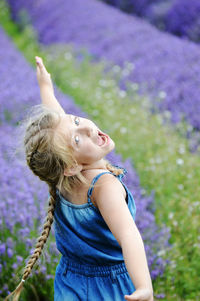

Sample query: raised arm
[93,174,154,301]
[35,56,65,115]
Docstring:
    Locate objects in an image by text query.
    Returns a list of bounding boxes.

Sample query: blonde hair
[6,104,123,300]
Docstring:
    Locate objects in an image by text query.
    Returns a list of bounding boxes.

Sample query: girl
[6,57,153,301]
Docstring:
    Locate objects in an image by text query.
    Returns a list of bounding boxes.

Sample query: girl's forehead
[57,113,73,139]
[61,113,87,123]
[60,113,73,123]
[59,112,70,118]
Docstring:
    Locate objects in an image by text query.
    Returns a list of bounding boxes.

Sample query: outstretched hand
[35,56,53,90]
[124,288,154,301]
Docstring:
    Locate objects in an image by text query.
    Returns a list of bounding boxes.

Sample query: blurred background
[0,0,199,300]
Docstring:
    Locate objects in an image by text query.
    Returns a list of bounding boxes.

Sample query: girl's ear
[64,164,83,177]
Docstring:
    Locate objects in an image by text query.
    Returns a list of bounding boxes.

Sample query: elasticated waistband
[61,256,127,277]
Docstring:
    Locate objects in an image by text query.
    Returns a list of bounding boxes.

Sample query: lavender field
[6,0,200,137]
[0,21,169,299]
[101,0,200,43]
[1,0,200,299]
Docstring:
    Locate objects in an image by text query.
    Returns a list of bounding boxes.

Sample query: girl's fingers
[35,56,41,65]
[35,56,42,63]
[35,56,45,70]
[124,290,153,301]
[35,56,51,81]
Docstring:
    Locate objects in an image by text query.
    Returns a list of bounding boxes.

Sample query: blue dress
[53,168,136,300]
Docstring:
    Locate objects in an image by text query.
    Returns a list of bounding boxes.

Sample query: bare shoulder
[92,172,126,202]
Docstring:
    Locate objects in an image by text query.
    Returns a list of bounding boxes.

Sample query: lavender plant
[105,0,200,43]
[165,0,200,43]
[0,23,168,298]
[101,0,159,16]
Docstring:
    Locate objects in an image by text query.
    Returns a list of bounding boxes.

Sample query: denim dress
[53,168,136,300]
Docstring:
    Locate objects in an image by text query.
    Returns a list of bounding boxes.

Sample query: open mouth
[97,130,110,146]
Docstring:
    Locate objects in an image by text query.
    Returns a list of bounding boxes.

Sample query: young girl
[6,57,153,301]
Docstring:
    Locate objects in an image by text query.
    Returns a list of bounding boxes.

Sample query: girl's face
[58,114,115,167]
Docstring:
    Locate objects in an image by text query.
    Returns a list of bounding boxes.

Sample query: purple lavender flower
[6,238,14,249]
[155,293,166,299]
[0,244,6,255]
[16,255,23,264]
[7,248,13,258]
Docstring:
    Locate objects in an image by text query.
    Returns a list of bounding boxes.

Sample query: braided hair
[5,105,74,301]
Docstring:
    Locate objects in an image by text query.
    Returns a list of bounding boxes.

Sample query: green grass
[1,1,200,299]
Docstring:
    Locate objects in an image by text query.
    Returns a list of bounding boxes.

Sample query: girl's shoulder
[84,169,126,204]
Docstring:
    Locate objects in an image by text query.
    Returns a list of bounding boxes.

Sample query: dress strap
[87,171,112,205]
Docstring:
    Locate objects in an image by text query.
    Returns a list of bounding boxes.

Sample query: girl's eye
[75,136,79,145]
[74,116,80,126]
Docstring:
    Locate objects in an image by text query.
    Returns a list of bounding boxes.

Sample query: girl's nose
[80,125,93,137]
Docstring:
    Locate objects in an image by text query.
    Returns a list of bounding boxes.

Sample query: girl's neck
[81,158,107,172]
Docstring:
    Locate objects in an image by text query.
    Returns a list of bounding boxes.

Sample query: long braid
[5,185,57,301]
[5,109,62,301]
[22,184,57,280]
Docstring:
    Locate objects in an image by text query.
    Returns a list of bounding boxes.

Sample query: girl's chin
[110,139,115,148]
[107,140,115,152]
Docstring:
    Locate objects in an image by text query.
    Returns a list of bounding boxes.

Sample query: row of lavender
[6,0,200,139]
[0,26,168,297]
[101,0,200,43]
